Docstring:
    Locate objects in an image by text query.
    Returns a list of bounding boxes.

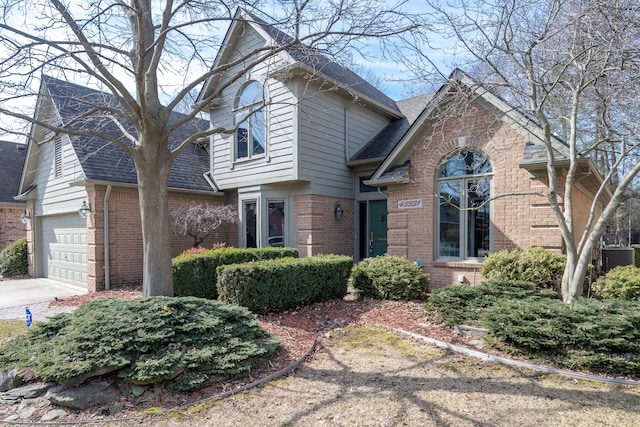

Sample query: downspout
[104,185,112,290]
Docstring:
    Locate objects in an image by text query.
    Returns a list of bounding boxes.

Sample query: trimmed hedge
[172,247,298,299]
[350,255,429,300]
[217,255,353,314]
[0,238,28,277]
[480,247,566,292]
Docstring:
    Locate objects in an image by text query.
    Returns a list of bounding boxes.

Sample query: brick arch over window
[436,149,493,260]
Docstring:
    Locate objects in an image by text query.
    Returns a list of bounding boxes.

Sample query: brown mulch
[25,289,477,424]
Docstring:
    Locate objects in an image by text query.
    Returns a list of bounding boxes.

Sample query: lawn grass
[0,319,29,346]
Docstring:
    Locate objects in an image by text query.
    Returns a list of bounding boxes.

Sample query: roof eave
[270,62,403,119]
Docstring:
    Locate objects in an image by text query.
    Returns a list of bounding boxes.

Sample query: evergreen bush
[217,255,353,314]
[593,265,640,300]
[0,238,28,277]
[350,255,429,300]
[424,280,557,326]
[172,247,298,299]
[482,298,640,374]
[0,297,280,391]
[480,247,566,292]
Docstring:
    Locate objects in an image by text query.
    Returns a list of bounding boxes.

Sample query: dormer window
[234,81,265,160]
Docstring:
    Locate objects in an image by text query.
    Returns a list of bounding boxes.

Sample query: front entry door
[369,200,388,257]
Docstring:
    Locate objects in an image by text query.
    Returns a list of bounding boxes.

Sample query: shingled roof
[0,141,27,204]
[350,93,434,162]
[42,76,212,192]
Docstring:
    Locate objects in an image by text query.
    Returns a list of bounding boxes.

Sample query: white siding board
[34,135,87,216]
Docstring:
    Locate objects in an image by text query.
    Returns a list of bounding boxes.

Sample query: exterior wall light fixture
[334,203,344,220]
[20,210,30,224]
[79,200,91,219]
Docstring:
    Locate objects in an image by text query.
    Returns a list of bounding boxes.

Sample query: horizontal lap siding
[35,135,87,216]
[211,25,295,189]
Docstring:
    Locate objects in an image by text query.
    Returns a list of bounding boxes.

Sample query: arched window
[234,81,265,160]
[437,150,493,260]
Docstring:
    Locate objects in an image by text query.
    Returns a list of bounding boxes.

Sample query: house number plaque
[398,199,423,209]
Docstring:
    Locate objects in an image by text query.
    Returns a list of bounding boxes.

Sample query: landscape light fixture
[334,203,344,220]
[79,200,91,219]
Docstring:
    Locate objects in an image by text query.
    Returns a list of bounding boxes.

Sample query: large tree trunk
[134,134,174,297]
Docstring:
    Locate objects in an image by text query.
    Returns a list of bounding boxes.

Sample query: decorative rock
[18,406,36,419]
[3,414,19,421]
[5,382,54,399]
[47,381,118,410]
[0,370,23,392]
[40,409,68,421]
[130,385,146,397]
[109,402,124,416]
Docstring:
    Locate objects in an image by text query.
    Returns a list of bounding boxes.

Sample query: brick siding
[0,206,27,253]
[387,95,595,289]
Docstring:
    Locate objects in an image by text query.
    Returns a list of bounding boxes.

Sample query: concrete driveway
[0,278,87,320]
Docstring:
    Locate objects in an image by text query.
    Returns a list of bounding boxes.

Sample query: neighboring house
[17,77,234,291]
[198,9,606,288]
[0,140,27,252]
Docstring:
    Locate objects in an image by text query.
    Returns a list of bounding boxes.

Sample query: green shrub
[634,247,640,268]
[481,247,566,292]
[424,280,557,326]
[217,255,353,314]
[593,265,640,300]
[172,247,298,299]
[0,238,28,277]
[482,298,640,375]
[0,297,280,391]
[350,255,429,301]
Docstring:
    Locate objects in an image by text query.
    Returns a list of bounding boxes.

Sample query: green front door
[369,200,388,257]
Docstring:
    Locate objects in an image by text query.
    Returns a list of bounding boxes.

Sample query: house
[19,9,605,291]
[198,9,605,288]
[0,140,27,252]
[17,77,235,291]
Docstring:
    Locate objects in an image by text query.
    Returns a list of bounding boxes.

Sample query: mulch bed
[24,288,475,423]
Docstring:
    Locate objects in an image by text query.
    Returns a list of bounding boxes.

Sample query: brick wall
[86,186,235,291]
[294,194,355,257]
[0,205,26,253]
[387,95,568,289]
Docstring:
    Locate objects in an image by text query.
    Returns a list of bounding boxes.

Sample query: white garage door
[40,214,88,288]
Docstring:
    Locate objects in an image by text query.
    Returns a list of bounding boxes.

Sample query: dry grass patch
[0,319,28,346]
[119,326,640,427]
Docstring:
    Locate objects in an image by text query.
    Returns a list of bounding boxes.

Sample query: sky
[0,0,462,143]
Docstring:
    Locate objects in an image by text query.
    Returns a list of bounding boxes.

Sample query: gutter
[104,185,112,290]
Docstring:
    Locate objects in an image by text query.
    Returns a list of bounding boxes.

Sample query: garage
[39,214,88,288]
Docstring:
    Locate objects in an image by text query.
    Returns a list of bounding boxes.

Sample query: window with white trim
[437,150,492,260]
[234,81,265,160]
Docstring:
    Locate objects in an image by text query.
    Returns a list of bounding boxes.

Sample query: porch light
[79,200,91,219]
[20,210,30,224]
[334,203,344,220]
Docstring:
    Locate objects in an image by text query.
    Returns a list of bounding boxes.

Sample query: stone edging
[387,325,640,387]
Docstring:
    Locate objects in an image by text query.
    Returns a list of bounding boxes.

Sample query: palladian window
[437,150,492,260]
[234,81,265,160]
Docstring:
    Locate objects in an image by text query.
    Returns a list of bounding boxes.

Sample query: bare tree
[0,0,420,296]
[170,202,236,248]
[418,0,640,303]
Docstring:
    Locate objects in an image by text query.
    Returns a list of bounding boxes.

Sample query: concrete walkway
[0,278,87,321]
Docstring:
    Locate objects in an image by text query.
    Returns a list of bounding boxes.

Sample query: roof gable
[21,77,212,193]
[366,69,571,184]
[198,8,400,117]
